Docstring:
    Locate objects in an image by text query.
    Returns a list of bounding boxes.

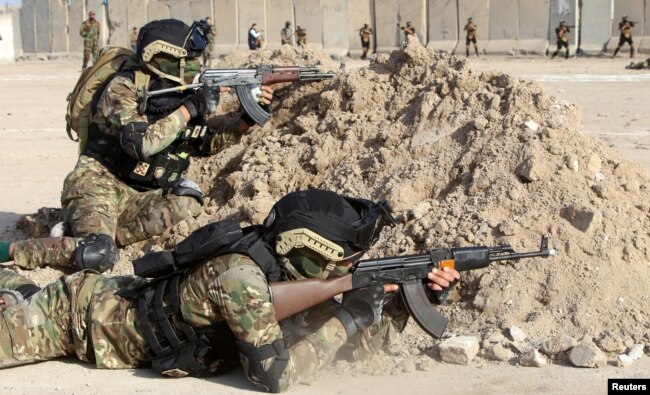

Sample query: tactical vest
[124,220,287,376]
[82,71,191,191]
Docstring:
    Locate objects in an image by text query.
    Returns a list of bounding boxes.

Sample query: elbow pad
[120,121,148,160]
[237,339,289,393]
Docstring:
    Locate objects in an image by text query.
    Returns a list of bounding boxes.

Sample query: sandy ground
[0,56,649,393]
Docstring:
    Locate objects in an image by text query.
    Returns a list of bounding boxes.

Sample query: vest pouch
[132,251,176,278]
[174,220,243,266]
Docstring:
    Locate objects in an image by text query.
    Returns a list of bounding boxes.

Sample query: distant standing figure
[129,27,138,52]
[248,23,263,50]
[551,20,570,59]
[359,23,373,59]
[296,25,307,46]
[613,15,635,58]
[203,17,217,67]
[281,21,293,45]
[79,10,100,69]
[463,17,478,58]
[397,21,415,44]
[464,17,479,57]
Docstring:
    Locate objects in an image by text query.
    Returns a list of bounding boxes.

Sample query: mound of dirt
[17,37,649,367]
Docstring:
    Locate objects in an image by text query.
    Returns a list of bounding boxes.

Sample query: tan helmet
[264,190,395,279]
[137,19,209,84]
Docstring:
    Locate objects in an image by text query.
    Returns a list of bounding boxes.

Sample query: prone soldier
[0,190,460,392]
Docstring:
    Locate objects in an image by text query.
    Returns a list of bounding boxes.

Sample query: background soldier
[0,19,273,272]
[296,25,307,46]
[202,17,217,67]
[397,21,415,44]
[129,27,138,52]
[0,190,460,392]
[551,20,571,59]
[464,17,479,57]
[613,15,635,58]
[79,10,100,69]
[281,21,293,45]
[359,23,373,60]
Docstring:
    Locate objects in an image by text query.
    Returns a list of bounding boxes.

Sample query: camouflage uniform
[80,18,100,69]
[9,75,241,271]
[202,24,216,67]
[0,254,408,391]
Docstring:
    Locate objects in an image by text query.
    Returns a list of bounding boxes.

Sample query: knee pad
[237,339,289,393]
[167,178,204,206]
[74,234,119,273]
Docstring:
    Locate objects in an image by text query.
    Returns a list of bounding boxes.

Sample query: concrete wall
[427,0,458,52]
[518,0,550,54]
[213,0,238,53]
[50,0,68,53]
[69,0,85,53]
[266,0,294,49]
[0,13,15,63]
[14,0,650,59]
[486,0,519,55]
[323,0,349,57]
[579,0,611,54]
[108,0,129,47]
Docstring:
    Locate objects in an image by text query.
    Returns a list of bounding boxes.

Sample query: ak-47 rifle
[140,65,336,126]
[272,235,556,339]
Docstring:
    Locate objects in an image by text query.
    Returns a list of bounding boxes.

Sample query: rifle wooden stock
[271,274,353,321]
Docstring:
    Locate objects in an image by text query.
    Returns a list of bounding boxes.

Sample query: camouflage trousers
[0,269,38,291]
[0,269,149,369]
[11,157,201,270]
[82,39,99,68]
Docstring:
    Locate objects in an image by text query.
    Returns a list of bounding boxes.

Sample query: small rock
[484,343,515,362]
[509,326,527,342]
[524,120,539,131]
[560,205,602,233]
[587,154,602,173]
[486,332,504,343]
[597,331,626,353]
[628,344,645,360]
[541,334,577,355]
[566,158,579,172]
[568,343,607,368]
[416,356,436,372]
[617,354,634,368]
[438,336,480,365]
[520,349,547,367]
[517,157,549,182]
[401,360,417,373]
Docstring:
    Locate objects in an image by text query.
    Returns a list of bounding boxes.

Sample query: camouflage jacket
[80,20,100,42]
[1,251,408,391]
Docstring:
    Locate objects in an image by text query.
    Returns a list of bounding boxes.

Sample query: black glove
[333,283,384,338]
[166,178,204,205]
[183,88,217,120]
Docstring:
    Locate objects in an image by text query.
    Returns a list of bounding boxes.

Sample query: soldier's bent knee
[74,234,119,273]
